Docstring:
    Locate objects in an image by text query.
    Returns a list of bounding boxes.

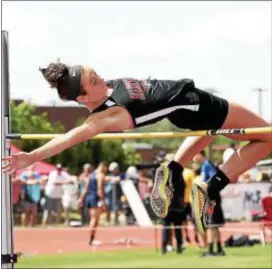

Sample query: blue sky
[2,1,271,121]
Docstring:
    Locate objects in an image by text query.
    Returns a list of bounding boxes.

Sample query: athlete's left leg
[192,102,272,234]
[215,102,272,181]
[151,101,272,233]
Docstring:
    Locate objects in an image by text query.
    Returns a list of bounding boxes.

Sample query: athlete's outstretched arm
[2,107,132,174]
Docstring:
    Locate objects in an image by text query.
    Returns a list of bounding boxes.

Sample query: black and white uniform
[92,78,229,130]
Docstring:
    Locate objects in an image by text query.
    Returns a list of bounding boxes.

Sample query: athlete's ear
[76,94,89,104]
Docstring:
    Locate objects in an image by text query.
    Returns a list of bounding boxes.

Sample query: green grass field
[17,245,271,268]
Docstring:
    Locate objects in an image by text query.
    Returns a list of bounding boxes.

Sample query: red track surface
[14,222,271,255]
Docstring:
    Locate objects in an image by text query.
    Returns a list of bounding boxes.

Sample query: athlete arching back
[2,62,271,237]
[101,78,227,131]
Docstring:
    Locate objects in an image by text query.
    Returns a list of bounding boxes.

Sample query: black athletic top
[92,78,204,129]
[92,78,229,130]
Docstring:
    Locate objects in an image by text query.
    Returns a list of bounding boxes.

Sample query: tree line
[10,101,141,174]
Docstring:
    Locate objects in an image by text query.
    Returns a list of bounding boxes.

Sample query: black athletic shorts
[184,203,192,220]
[206,195,225,228]
[164,208,187,223]
[167,82,229,131]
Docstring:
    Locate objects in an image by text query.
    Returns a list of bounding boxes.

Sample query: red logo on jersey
[123,79,147,100]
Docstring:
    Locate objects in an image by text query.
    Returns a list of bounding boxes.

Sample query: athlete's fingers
[1,163,12,170]
[1,156,13,161]
[2,167,9,173]
[7,169,15,175]
[2,164,11,171]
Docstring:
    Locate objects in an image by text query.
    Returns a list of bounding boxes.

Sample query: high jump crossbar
[5,126,272,140]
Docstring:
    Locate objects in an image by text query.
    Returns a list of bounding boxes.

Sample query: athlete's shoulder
[91,97,118,114]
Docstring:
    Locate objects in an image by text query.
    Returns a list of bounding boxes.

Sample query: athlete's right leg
[174,136,216,167]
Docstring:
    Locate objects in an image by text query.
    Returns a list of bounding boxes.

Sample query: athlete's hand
[1,152,35,174]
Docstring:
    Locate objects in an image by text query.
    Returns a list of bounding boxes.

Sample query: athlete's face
[76,71,108,105]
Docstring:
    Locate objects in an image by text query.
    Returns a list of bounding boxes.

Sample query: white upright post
[1,30,16,269]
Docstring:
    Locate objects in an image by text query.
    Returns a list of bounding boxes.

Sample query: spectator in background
[183,165,199,244]
[162,153,186,254]
[42,164,70,226]
[78,162,107,246]
[161,157,186,255]
[79,163,94,193]
[78,163,94,225]
[164,153,198,246]
[138,168,154,193]
[133,164,159,221]
[123,166,139,225]
[62,176,77,225]
[193,151,225,257]
[123,166,153,225]
[261,185,272,222]
[11,172,23,217]
[105,162,124,225]
[20,165,41,227]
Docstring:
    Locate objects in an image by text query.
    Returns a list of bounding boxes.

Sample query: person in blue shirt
[78,163,94,225]
[199,155,217,183]
[193,150,225,257]
[19,164,41,227]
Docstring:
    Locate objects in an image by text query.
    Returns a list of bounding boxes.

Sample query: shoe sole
[191,182,208,235]
[150,164,170,218]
